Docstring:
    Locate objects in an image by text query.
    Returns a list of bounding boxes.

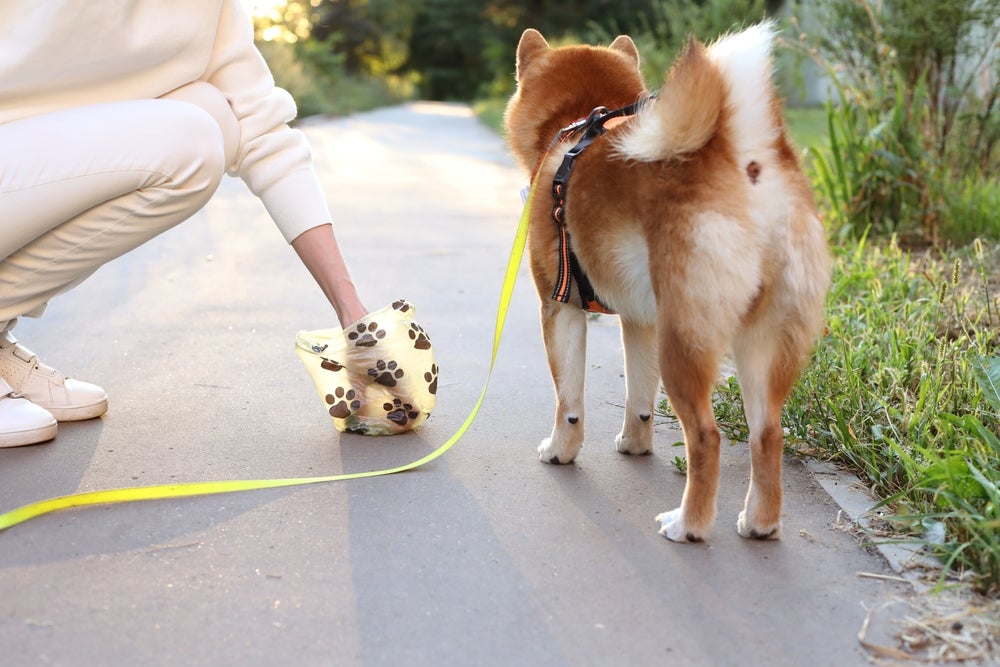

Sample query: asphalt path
[0,102,911,666]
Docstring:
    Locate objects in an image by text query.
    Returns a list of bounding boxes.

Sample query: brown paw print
[326,386,361,419]
[424,363,438,395]
[367,359,404,387]
[407,323,431,350]
[348,321,386,348]
[320,357,344,372]
[383,398,419,426]
[392,299,412,313]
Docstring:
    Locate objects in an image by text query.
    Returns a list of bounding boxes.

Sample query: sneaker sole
[41,396,109,422]
[0,421,57,447]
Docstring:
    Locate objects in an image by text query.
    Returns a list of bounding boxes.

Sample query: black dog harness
[545,98,652,314]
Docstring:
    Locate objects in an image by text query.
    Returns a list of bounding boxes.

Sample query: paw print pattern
[383,398,419,426]
[320,357,344,372]
[408,323,431,350]
[367,359,404,387]
[325,386,361,419]
[424,363,438,395]
[348,321,386,348]
[391,299,411,313]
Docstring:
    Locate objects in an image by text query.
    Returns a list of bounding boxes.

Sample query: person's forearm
[291,224,367,327]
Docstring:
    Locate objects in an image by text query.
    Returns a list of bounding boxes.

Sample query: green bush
[802,0,1000,245]
[810,71,936,242]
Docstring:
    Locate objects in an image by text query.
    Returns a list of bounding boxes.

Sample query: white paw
[655,508,691,542]
[615,432,652,455]
[538,437,577,464]
[737,511,782,540]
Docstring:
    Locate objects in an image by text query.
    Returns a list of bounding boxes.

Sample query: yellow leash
[0,181,537,533]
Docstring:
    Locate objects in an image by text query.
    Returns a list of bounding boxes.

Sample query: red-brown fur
[504,25,831,542]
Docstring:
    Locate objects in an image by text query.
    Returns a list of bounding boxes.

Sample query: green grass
[786,239,1000,592]
[942,177,1000,247]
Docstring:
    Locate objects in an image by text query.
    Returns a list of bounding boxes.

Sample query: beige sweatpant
[0,82,240,331]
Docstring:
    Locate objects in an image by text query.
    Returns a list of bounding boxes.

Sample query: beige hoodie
[0,0,328,243]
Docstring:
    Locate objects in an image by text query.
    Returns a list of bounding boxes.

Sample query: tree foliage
[260,0,784,101]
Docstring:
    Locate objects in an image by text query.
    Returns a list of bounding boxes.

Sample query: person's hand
[291,224,367,327]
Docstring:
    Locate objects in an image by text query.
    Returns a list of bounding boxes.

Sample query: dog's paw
[737,511,782,540]
[538,436,578,465]
[615,431,652,455]
[656,508,703,543]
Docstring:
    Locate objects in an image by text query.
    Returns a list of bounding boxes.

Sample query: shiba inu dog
[504,22,831,542]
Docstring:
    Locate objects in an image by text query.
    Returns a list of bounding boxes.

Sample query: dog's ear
[516,29,550,80]
[609,35,640,68]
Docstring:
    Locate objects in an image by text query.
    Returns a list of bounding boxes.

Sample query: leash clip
[582,105,610,134]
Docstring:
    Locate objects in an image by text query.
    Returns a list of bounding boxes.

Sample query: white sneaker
[0,378,57,447]
[0,331,108,421]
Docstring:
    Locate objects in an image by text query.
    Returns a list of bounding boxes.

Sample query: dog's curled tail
[612,21,778,163]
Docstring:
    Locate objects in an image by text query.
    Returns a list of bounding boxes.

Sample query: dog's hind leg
[732,330,801,540]
[538,301,588,464]
[615,319,658,455]
[655,324,723,542]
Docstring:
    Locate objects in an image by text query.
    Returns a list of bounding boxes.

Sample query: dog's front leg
[616,319,658,455]
[538,301,587,464]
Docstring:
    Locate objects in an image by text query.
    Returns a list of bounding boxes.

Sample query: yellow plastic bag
[295,299,437,436]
